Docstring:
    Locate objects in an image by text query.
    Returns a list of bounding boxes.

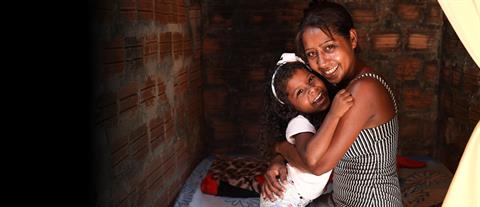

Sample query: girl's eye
[296,89,304,97]
[308,76,314,84]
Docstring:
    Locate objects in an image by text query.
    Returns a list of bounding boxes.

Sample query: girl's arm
[277,89,353,173]
[273,139,309,172]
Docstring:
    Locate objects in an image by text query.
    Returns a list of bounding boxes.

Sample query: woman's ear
[349,28,358,49]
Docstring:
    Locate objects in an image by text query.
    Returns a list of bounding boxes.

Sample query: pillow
[200,155,268,197]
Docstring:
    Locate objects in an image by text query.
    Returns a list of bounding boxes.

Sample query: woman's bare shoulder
[346,75,386,97]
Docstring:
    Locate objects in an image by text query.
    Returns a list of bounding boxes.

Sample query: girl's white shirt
[285,115,332,200]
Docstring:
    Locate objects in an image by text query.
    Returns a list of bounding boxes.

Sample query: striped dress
[332,73,403,207]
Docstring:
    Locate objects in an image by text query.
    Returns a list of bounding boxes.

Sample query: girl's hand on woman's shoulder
[330,89,354,118]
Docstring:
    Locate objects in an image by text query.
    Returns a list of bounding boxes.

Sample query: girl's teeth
[313,92,322,102]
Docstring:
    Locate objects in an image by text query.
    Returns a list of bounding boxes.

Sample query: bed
[174,155,453,207]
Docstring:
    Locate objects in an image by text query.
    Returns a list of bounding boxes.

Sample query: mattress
[174,155,453,207]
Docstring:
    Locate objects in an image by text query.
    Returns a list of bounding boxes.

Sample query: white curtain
[438,0,480,68]
[438,1,480,206]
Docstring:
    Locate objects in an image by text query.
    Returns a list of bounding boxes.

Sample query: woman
[261,1,402,206]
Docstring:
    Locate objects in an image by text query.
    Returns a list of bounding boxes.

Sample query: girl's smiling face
[302,27,357,85]
[286,68,330,114]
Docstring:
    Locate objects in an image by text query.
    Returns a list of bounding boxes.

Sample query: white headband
[271,53,306,105]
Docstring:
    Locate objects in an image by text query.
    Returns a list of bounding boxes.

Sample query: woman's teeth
[325,65,338,75]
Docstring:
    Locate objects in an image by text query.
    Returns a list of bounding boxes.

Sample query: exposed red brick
[125,37,143,69]
[112,184,132,207]
[372,33,400,51]
[463,66,480,93]
[155,0,173,24]
[355,28,369,52]
[210,14,233,28]
[241,121,261,141]
[469,101,480,123]
[395,57,423,80]
[157,78,167,102]
[172,32,183,59]
[119,10,137,23]
[205,67,231,85]
[119,83,138,114]
[137,0,153,22]
[351,8,377,24]
[111,136,129,167]
[104,62,125,78]
[175,0,186,23]
[408,33,433,50]
[203,37,222,55]
[452,68,462,87]
[174,67,188,94]
[138,11,154,22]
[130,124,148,161]
[402,86,434,110]
[210,118,238,141]
[146,153,174,190]
[140,77,156,106]
[397,3,421,21]
[159,32,172,60]
[183,36,193,57]
[424,61,439,84]
[240,94,264,114]
[143,33,158,63]
[427,4,443,25]
[165,110,174,138]
[398,117,425,150]
[203,87,228,115]
[103,47,125,65]
[452,95,469,120]
[189,63,202,88]
[149,116,164,150]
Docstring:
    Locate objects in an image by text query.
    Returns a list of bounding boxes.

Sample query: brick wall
[438,21,480,171]
[92,0,205,206]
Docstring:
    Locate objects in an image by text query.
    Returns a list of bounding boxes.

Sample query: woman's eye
[325,45,335,52]
[306,51,316,58]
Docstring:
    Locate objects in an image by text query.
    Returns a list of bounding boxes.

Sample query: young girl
[260,53,353,207]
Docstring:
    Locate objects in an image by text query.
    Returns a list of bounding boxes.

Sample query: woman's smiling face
[302,27,357,85]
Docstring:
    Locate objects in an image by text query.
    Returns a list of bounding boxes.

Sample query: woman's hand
[330,89,354,118]
[261,154,287,201]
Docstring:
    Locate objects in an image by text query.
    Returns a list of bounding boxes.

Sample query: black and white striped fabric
[332,73,403,207]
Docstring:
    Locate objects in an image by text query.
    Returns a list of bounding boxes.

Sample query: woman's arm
[307,78,394,175]
[278,78,392,175]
